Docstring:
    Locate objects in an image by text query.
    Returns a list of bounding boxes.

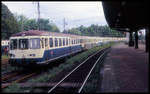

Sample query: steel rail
[78,48,110,93]
[1,59,9,61]
[1,59,9,65]
[2,72,37,89]
[2,72,20,81]
[48,47,107,93]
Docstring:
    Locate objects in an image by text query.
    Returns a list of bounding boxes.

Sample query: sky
[2,1,107,32]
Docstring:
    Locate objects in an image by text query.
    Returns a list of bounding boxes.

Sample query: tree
[49,23,60,32]
[24,19,38,30]
[14,14,28,32]
[14,14,60,32]
[64,24,125,37]
[1,3,20,39]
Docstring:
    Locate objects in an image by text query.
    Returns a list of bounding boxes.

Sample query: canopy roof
[102,1,149,32]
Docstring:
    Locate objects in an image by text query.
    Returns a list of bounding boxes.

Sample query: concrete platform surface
[101,43,149,92]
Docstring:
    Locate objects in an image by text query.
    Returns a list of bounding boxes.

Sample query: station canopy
[102,1,149,32]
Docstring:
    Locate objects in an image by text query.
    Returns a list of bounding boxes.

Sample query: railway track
[1,51,85,90]
[1,70,37,89]
[47,47,110,93]
[1,59,9,66]
[2,71,21,81]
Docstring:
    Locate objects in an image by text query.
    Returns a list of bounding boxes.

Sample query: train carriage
[9,30,83,66]
[8,30,126,67]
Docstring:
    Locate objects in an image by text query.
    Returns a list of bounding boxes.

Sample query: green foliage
[1,55,9,59]
[2,3,60,40]
[3,82,21,93]
[49,23,60,32]
[14,14,60,32]
[64,24,125,37]
[14,14,28,32]
[2,65,15,73]
[1,3,20,39]
[24,19,38,30]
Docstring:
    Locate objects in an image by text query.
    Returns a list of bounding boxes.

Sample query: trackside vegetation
[3,42,116,93]
[1,55,9,59]
[82,55,105,93]
[82,42,116,93]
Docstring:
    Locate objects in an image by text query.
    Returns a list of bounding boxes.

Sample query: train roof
[11,30,81,38]
[1,40,9,42]
[11,30,106,39]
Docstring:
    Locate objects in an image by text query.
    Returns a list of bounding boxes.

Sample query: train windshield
[29,38,40,49]
[19,39,29,49]
[10,39,17,50]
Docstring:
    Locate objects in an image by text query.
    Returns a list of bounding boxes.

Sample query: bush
[3,82,21,93]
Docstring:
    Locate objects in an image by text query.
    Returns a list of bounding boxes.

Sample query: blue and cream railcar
[9,30,82,66]
[9,30,126,67]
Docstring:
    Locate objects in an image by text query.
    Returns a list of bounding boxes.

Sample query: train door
[68,38,71,54]
[49,37,54,59]
[45,38,49,50]
[41,38,45,49]
[45,38,49,60]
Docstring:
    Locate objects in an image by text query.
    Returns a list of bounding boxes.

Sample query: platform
[101,43,148,92]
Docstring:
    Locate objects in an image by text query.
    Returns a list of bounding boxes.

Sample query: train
[8,30,126,67]
[1,40,9,55]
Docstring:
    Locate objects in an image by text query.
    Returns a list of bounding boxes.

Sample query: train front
[9,36,44,67]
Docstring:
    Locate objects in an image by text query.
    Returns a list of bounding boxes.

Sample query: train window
[55,38,57,47]
[29,38,40,49]
[74,40,76,44]
[71,40,72,44]
[10,39,17,50]
[66,38,68,45]
[59,38,62,46]
[49,38,53,47]
[41,38,44,48]
[45,38,48,47]
[19,39,28,49]
[73,40,74,44]
[80,39,83,43]
[63,38,65,46]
